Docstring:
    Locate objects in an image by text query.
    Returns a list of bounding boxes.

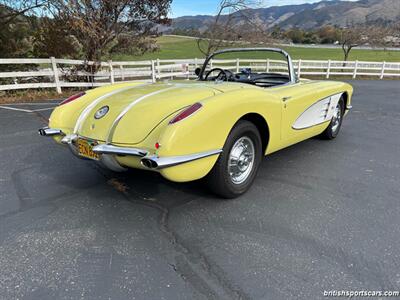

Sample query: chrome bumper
[92,144,148,157]
[40,130,222,170]
[38,127,63,136]
[93,144,222,170]
[141,150,222,170]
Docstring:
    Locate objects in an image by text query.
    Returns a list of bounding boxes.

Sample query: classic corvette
[39,48,353,198]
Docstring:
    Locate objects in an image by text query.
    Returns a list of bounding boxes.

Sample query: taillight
[169,103,202,124]
[59,92,86,106]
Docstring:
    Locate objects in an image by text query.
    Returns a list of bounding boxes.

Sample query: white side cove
[292,93,343,130]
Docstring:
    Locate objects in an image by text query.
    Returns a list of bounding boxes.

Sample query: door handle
[282,96,292,102]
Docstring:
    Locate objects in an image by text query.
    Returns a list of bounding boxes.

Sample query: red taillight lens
[59,92,86,106]
[169,103,202,124]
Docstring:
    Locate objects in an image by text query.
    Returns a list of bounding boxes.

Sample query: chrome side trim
[92,144,148,157]
[141,149,222,170]
[73,83,152,134]
[38,127,63,136]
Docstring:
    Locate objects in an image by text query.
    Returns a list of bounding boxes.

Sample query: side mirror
[194,67,201,77]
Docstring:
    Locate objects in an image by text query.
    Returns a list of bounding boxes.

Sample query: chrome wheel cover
[228,136,255,185]
[331,102,342,133]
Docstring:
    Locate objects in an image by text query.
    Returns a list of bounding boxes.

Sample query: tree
[196,0,259,57]
[339,25,390,61]
[286,28,304,44]
[33,16,82,58]
[317,26,340,44]
[0,0,47,26]
[50,0,171,62]
[0,5,37,58]
[339,27,365,61]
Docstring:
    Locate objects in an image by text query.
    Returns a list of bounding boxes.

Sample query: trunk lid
[78,82,219,144]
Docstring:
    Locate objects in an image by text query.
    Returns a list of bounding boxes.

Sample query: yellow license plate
[77,138,100,161]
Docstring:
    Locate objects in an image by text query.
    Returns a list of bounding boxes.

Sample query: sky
[171,0,358,17]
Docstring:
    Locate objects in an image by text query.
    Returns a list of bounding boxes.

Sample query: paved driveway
[0,80,399,299]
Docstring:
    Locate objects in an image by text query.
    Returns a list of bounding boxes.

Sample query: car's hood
[77,82,221,144]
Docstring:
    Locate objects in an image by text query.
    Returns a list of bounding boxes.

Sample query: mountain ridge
[166,0,400,32]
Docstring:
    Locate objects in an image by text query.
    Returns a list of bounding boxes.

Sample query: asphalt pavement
[0,80,399,300]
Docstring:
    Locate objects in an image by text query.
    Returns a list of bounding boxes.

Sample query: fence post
[236,58,240,73]
[108,60,114,84]
[353,60,358,79]
[156,59,160,79]
[151,60,156,83]
[120,64,124,81]
[326,59,331,79]
[297,59,302,79]
[380,61,386,79]
[266,58,270,73]
[50,57,61,94]
[184,63,189,80]
[194,58,198,69]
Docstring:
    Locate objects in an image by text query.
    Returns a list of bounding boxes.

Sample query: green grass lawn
[112,35,400,62]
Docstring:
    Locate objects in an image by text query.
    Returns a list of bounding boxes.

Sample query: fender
[151,88,282,182]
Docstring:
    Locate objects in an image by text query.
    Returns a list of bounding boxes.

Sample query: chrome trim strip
[38,127,63,136]
[106,86,178,144]
[141,149,223,170]
[92,144,148,157]
[73,83,152,134]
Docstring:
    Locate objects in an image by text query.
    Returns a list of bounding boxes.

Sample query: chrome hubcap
[331,103,342,133]
[228,136,255,185]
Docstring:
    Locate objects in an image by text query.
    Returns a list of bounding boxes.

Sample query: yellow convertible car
[39,48,353,198]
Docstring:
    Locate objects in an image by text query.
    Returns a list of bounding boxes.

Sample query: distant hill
[164,0,400,32]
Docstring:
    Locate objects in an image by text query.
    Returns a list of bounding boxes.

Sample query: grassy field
[112,36,400,62]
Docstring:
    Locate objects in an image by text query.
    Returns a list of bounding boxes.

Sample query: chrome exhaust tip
[38,127,63,136]
[38,128,47,136]
[141,158,158,169]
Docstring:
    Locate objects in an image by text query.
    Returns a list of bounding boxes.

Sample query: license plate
[77,138,100,161]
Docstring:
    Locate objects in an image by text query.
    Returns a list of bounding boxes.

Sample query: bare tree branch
[0,0,48,25]
[196,0,272,57]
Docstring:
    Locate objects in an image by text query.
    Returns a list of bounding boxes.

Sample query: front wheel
[206,120,262,198]
[320,97,344,140]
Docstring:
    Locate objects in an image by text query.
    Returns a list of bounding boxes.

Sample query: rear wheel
[320,97,344,140]
[206,120,262,198]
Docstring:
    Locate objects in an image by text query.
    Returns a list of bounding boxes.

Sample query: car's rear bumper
[140,150,222,170]
[38,127,222,172]
[92,144,148,157]
[92,143,221,170]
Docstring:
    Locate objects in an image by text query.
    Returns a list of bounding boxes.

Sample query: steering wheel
[205,68,233,81]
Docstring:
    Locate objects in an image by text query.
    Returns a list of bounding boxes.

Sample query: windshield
[198,48,295,88]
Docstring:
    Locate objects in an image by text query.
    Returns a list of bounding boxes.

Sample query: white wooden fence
[0,57,399,94]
